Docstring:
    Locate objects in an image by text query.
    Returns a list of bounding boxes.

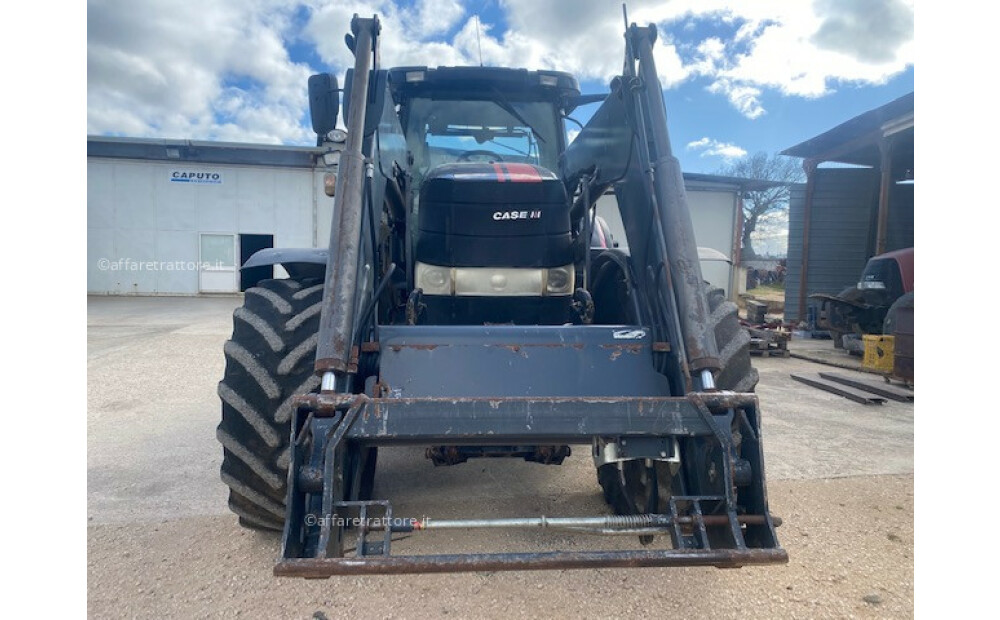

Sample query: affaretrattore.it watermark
[303,514,421,529]
[96,258,225,272]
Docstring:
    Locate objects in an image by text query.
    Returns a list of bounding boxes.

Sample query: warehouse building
[88,136,764,298]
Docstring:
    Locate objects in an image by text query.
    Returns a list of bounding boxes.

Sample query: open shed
[781,92,914,323]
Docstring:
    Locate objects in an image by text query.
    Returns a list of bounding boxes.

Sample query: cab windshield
[404,97,561,175]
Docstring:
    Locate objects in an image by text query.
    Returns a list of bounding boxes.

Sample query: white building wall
[687,190,738,297]
[595,189,738,297]
[88,148,740,298]
[88,158,325,294]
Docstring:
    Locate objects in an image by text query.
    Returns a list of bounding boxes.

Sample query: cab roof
[387,66,580,105]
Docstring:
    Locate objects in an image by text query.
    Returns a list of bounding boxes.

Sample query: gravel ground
[88,474,913,618]
[87,296,914,618]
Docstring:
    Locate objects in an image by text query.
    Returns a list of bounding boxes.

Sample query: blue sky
[88,0,914,175]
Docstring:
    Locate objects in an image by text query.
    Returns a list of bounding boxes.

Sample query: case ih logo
[493,210,541,221]
[170,171,223,184]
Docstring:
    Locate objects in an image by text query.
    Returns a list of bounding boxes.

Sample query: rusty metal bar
[296,391,758,415]
[275,548,788,576]
[401,513,776,532]
[817,371,913,402]
[790,374,887,405]
[291,391,761,445]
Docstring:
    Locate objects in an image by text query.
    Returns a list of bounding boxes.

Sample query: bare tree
[718,152,804,260]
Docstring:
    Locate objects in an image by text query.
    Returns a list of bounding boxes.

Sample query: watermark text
[96,258,225,272]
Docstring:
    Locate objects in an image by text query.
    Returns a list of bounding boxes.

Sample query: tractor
[810,247,914,350]
[217,12,785,575]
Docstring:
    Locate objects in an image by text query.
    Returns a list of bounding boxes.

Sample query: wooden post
[731,192,744,300]
[797,159,818,324]
[875,136,894,255]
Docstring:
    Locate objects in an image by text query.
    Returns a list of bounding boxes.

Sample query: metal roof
[781,92,914,167]
[679,172,788,193]
[87,136,325,168]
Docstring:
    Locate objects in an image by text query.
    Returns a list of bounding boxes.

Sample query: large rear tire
[597,282,757,514]
[704,284,759,392]
[216,278,325,530]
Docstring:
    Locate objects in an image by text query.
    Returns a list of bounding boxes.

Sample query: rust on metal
[295,392,371,417]
[359,392,757,412]
[313,356,348,375]
[652,342,671,352]
[485,343,585,350]
[346,346,360,374]
[389,344,440,352]
[372,381,390,398]
[600,343,644,361]
[495,344,527,357]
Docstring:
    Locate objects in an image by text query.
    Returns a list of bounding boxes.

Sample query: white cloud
[687,137,747,160]
[87,0,914,142]
[303,1,469,72]
[88,0,313,143]
[707,80,765,119]
[672,0,914,107]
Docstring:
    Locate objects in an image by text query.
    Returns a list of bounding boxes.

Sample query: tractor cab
[387,67,583,325]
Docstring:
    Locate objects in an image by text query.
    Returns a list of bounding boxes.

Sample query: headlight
[414,263,575,297]
[455,267,544,297]
[545,266,574,295]
[415,263,453,295]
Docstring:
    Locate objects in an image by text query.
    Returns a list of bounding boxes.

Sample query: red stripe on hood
[503,163,543,183]
[492,162,506,182]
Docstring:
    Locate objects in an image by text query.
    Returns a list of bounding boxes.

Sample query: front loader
[216,12,786,576]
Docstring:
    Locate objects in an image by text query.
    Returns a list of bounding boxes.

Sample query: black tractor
[217,13,784,575]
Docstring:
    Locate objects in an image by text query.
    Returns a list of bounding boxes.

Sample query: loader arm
[563,23,722,392]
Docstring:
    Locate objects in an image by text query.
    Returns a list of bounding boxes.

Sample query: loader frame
[277,389,784,576]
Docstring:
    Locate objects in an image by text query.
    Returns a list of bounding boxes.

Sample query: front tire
[597,282,758,515]
[216,278,324,530]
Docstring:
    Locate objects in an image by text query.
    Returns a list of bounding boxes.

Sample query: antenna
[475,15,483,66]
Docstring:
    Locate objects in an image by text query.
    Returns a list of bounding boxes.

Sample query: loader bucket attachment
[277,326,784,576]
[276,386,786,576]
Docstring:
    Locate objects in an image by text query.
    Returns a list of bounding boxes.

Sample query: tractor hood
[415,162,573,268]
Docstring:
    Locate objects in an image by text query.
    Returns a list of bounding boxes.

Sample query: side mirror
[308,73,340,137]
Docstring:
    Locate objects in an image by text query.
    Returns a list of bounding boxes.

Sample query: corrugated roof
[781,92,914,167]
